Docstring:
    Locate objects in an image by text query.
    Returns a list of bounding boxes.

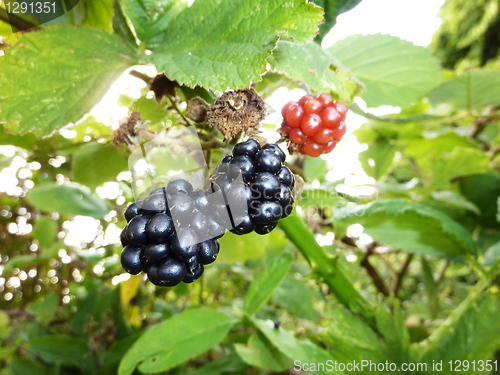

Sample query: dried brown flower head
[186,97,210,123]
[206,87,266,141]
[111,111,141,147]
[150,73,179,103]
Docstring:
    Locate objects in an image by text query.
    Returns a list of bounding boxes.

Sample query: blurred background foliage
[0,0,499,374]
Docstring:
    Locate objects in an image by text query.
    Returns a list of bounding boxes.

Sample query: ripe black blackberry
[120,178,225,287]
[211,139,295,236]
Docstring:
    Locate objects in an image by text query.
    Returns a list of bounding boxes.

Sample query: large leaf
[428,70,500,111]
[31,217,58,249]
[118,308,236,375]
[335,199,476,260]
[327,34,441,108]
[9,359,55,375]
[459,172,500,228]
[72,143,129,189]
[251,317,340,375]
[123,0,186,48]
[313,0,363,42]
[0,26,138,136]
[26,184,110,218]
[268,41,361,101]
[150,0,323,91]
[243,252,293,316]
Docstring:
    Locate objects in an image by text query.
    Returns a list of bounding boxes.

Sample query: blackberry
[119,180,228,287]
[210,140,295,235]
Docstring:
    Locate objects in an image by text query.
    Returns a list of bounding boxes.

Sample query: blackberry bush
[211,139,296,236]
[281,93,348,157]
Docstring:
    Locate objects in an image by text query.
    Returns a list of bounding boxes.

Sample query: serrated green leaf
[83,0,114,32]
[31,217,58,249]
[244,252,293,316]
[150,0,323,91]
[459,172,500,228]
[235,332,292,372]
[0,26,138,136]
[73,143,128,189]
[113,0,138,47]
[251,317,339,375]
[428,70,500,111]
[335,199,476,260]
[272,276,319,322]
[269,41,361,101]
[427,146,491,189]
[313,0,363,42]
[123,0,186,48]
[404,132,477,160]
[358,139,395,179]
[118,308,237,375]
[431,190,481,215]
[327,34,442,108]
[26,184,110,218]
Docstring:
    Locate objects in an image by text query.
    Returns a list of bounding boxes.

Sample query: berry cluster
[211,140,295,235]
[281,93,348,157]
[120,179,222,287]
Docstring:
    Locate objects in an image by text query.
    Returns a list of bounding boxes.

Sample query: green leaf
[272,276,319,322]
[73,143,128,190]
[235,332,292,372]
[420,256,439,318]
[118,308,237,375]
[327,34,442,108]
[83,0,114,32]
[404,132,477,160]
[9,359,55,375]
[28,335,92,369]
[244,253,293,316]
[0,26,138,136]
[459,172,500,228]
[431,191,481,215]
[123,0,186,48]
[335,199,476,260]
[427,146,491,189]
[484,241,500,266]
[313,0,363,42]
[428,70,500,111]
[268,41,361,101]
[112,0,138,48]
[420,294,500,365]
[251,317,338,375]
[26,292,59,325]
[31,217,58,249]
[26,184,109,218]
[303,155,329,181]
[150,0,323,91]
[358,139,395,179]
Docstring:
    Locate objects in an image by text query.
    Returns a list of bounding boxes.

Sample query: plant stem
[360,245,390,297]
[279,214,375,324]
[391,253,414,295]
[129,70,153,85]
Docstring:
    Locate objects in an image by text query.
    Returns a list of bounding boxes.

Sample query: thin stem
[167,93,191,126]
[360,245,390,297]
[391,253,414,295]
[435,260,449,286]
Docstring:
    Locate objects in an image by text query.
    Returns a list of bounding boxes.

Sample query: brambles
[120,179,222,287]
[211,139,295,236]
[281,93,348,157]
